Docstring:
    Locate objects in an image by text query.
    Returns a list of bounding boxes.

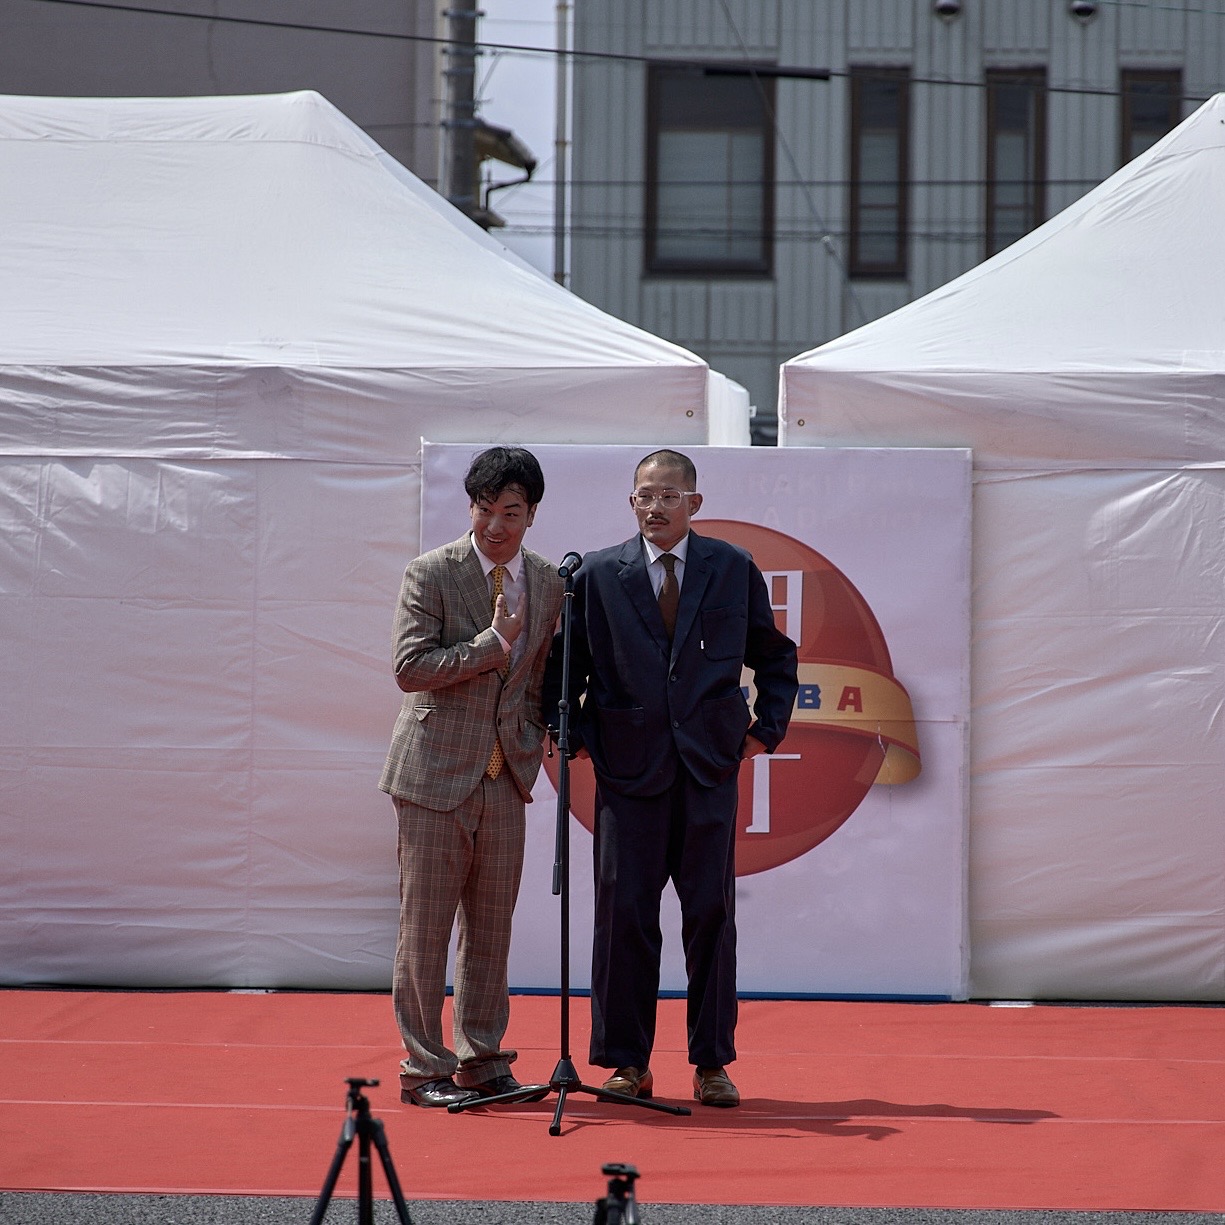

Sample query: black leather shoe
[470,1073,548,1103]
[601,1066,653,1099]
[400,1077,478,1108]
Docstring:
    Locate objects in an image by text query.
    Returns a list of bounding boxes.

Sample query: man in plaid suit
[379,447,564,1108]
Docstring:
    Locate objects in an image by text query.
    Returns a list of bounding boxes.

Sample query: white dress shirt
[472,535,524,660]
[642,532,689,597]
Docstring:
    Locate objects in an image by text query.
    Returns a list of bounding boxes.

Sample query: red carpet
[1,990,1222,1211]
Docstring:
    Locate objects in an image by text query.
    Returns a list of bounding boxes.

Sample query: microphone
[558,551,583,578]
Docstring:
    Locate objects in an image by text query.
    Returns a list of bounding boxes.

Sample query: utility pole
[552,0,570,286]
[442,0,479,218]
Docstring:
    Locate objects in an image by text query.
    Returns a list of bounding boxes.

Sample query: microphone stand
[451,553,690,1134]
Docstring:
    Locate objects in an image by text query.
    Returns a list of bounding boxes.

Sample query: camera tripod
[451,553,690,1134]
[594,1162,641,1225]
[309,1077,412,1225]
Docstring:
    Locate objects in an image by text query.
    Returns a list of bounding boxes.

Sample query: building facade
[567,0,1224,440]
[0,0,442,186]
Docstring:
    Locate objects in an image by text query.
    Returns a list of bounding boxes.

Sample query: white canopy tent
[0,91,739,989]
[781,94,1225,1001]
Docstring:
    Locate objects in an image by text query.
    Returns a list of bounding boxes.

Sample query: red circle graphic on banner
[543,521,913,875]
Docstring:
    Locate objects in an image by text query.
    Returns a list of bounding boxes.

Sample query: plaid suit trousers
[392,771,525,1087]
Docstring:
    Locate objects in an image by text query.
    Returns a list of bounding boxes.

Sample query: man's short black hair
[465,446,546,507]
[634,448,698,490]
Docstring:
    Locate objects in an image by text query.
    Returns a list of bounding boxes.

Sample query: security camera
[934,0,962,18]
[1069,0,1098,20]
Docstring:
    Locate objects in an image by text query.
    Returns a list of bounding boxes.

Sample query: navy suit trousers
[589,759,739,1070]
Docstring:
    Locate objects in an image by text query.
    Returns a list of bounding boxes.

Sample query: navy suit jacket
[545,530,798,797]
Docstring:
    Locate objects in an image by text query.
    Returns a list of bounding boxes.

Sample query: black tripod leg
[370,1118,414,1225]
[308,1117,356,1225]
[549,1083,571,1137]
[448,1081,549,1112]
[358,1125,374,1225]
[573,1084,691,1116]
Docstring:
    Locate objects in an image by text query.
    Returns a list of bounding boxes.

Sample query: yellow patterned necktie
[486,564,507,779]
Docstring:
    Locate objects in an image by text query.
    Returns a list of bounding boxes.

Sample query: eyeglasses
[631,489,696,510]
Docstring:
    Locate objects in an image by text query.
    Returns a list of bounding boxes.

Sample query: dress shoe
[469,1073,548,1103]
[601,1066,653,1099]
[693,1066,740,1107]
[400,1077,477,1108]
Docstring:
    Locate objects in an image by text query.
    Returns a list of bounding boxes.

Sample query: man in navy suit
[545,449,798,1107]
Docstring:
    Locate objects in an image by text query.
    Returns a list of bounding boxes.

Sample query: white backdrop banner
[422,443,971,999]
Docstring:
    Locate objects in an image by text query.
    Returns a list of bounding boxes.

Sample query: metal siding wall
[1120,2,1185,58]
[983,0,1049,58]
[643,0,776,55]
[775,68,843,356]
[708,282,776,345]
[808,4,853,350]
[641,283,710,346]
[659,0,780,423]
[1047,4,1117,216]
[571,1,643,317]
[1188,9,1225,98]
[0,0,441,184]
[762,4,837,362]
[848,0,915,56]
[914,6,980,295]
[568,0,1209,428]
[843,281,909,331]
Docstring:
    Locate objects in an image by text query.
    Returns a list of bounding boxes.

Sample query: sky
[475,0,558,277]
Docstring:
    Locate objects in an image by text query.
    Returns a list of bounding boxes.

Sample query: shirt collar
[471,534,523,582]
[642,533,689,566]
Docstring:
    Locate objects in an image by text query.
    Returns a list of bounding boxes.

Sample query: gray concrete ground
[1,1195,1223,1225]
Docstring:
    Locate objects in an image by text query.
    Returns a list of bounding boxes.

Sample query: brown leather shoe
[693,1065,740,1107]
[601,1066,653,1099]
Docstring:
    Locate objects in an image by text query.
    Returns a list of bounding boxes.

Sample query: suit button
[672,720,680,728]
[670,673,678,682]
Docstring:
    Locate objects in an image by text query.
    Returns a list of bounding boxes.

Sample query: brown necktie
[657,552,679,641]
[486,564,507,779]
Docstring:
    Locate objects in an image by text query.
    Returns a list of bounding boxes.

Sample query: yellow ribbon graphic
[745,662,921,785]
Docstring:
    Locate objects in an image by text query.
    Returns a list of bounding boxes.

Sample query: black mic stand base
[449,1056,691,1135]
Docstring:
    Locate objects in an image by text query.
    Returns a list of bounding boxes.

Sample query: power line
[492,176,1110,189]
[496,219,1049,244]
[20,0,1223,105]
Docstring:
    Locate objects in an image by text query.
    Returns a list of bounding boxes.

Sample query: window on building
[645,64,774,275]
[849,67,909,278]
[1120,69,1182,164]
[985,69,1046,257]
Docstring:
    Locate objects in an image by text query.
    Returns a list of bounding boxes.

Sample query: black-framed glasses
[631,489,696,509]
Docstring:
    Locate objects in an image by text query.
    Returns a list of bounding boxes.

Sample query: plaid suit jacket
[379,534,564,811]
